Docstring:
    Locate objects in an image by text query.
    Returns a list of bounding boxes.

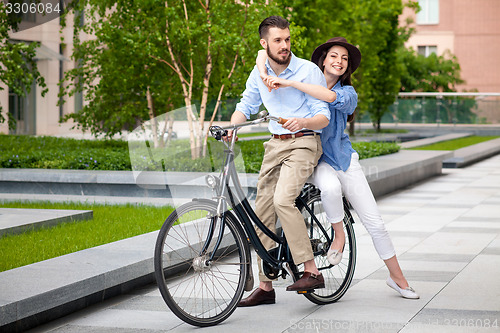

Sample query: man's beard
[267,45,291,65]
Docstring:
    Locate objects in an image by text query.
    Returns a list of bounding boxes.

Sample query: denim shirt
[235,53,330,135]
[319,81,358,171]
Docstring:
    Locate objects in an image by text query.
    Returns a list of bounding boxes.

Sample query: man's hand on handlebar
[282,117,307,133]
[224,129,238,142]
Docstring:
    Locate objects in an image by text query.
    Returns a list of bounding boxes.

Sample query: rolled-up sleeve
[331,85,358,115]
[304,67,330,121]
[235,68,262,119]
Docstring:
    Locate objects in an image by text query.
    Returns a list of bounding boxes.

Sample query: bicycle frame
[206,120,333,273]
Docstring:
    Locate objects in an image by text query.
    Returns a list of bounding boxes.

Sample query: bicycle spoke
[297,191,356,304]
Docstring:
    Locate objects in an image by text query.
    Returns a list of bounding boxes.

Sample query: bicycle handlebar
[209,110,288,141]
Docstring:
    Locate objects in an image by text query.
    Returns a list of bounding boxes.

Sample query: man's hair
[258,16,290,39]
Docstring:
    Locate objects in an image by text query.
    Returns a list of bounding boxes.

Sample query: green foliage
[0,4,48,130]
[397,46,473,124]
[0,201,173,272]
[289,0,416,131]
[0,134,399,172]
[352,141,400,159]
[59,0,288,139]
[400,48,464,92]
[0,134,130,170]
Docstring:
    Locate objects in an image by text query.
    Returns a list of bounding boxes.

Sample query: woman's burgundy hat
[311,37,361,72]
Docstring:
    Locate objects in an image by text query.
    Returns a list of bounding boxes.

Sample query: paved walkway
[25,154,500,332]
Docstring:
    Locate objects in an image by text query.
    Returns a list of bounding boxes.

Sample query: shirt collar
[265,52,297,76]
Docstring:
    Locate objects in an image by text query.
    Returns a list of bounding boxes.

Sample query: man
[230,16,330,307]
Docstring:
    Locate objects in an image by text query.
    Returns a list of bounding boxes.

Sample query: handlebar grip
[278,117,288,125]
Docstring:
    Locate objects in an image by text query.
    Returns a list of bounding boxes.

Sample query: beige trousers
[255,135,322,282]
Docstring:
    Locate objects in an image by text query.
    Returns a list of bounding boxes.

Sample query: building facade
[0,10,81,136]
[401,0,500,92]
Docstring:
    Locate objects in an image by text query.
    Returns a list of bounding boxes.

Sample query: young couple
[231,16,419,308]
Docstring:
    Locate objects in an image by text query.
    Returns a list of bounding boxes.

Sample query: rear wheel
[154,200,249,327]
[295,190,356,304]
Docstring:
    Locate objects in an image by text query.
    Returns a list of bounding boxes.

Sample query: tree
[289,0,417,133]
[400,48,464,92]
[397,47,473,124]
[360,0,407,131]
[60,0,285,158]
[0,3,47,130]
[60,0,182,145]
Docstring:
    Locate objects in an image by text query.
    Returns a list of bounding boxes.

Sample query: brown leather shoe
[286,272,325,292]
[237,288,275,307]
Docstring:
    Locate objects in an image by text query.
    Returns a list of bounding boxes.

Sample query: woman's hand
[264,76,292,90]
[260,74,275,92]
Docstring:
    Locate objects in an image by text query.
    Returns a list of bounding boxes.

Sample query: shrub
[0,134,400,173]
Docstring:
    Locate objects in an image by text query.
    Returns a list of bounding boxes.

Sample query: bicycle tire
[295,191,356,305]
[154,200,249,327]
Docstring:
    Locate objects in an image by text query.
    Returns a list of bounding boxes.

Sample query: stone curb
[399,132,472,149]
[443,137,500,168]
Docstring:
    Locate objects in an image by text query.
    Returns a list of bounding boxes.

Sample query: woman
[257,37,419,299]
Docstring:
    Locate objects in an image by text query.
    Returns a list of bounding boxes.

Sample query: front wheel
[296,190,356,305]
[154,200,249,327]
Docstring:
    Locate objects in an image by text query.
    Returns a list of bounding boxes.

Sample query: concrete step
[443,137,500,168]
[0,208,93,236]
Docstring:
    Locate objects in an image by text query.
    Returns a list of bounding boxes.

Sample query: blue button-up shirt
[235,53,330,135]
[320,81,358,171]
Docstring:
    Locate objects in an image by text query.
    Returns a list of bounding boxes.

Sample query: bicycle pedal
[296,289,315,294]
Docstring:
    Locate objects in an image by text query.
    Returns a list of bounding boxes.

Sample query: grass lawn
[408,136,500,151]
[0,201,173,272]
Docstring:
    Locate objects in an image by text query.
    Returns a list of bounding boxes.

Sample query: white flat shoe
[386,277,420,299]
[326,246,343,265]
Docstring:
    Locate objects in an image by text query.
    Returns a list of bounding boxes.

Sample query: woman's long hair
[317,50,355,122]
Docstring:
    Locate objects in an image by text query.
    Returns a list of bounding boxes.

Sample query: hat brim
[311,41,361,73]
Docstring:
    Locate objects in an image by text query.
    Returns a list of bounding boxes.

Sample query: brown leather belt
[272,130,318,140]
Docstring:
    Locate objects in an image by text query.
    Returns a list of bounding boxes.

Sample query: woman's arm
[267,77,337,103]
[256,49,337,103]
[256,50,275,92]
[256,50,268,79]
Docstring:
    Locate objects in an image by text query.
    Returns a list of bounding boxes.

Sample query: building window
[418,45,437,57]
[9,88,24,124]
[417,0,439,25]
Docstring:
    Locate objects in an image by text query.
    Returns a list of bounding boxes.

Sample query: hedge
[0,134,400,173]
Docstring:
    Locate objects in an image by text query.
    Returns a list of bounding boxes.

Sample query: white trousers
[312,154,396,260]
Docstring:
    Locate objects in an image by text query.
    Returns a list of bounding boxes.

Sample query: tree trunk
[146,86,159,148]
[165,112,175,146]
[349,118,355,137]
[164,0,199,159]
[199,3,212,157]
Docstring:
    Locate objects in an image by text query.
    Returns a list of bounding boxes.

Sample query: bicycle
[154,112,356,327]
